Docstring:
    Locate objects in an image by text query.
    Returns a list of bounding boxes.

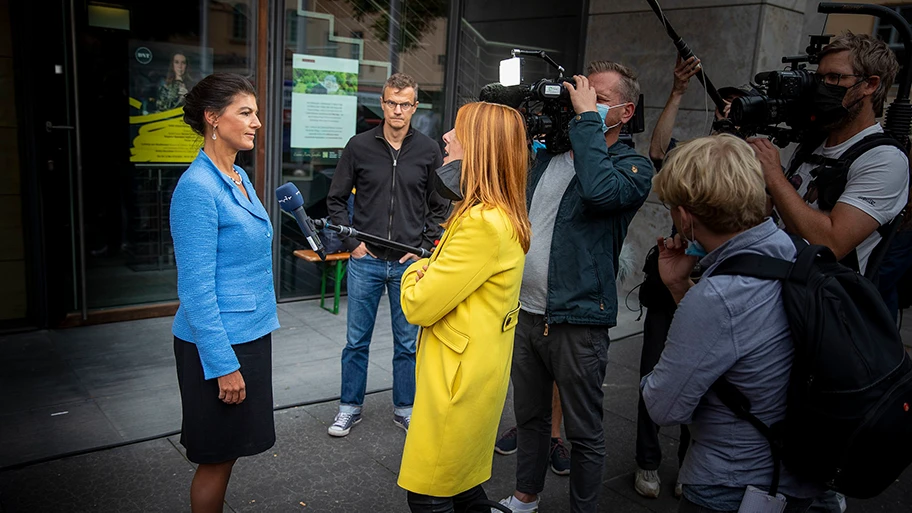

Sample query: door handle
[46,121,75,132]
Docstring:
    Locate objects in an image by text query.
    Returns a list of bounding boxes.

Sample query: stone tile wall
[586,0,815,296]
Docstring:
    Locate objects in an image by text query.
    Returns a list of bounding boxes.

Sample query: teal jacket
[528,111,654,327]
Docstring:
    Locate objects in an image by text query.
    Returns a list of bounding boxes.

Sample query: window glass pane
[277,0,450,300]
[80,0,257,309]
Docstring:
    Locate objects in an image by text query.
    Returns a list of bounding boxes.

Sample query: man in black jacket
[325,73,449,438]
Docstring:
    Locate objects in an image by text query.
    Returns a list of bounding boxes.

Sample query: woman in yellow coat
[398,101,532,512]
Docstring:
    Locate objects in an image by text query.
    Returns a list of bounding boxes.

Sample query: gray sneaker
[327,411,361,437]
[635,468,661,499]
[393,413,410,432]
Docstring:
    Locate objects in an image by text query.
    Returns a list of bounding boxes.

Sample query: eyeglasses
[815,72,868,87]
[382,100,416,112]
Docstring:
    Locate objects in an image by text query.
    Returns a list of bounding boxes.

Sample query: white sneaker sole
[498,497,539,513]
[327,417,361,437]
[393,419,408,433]
[550,464,570,476]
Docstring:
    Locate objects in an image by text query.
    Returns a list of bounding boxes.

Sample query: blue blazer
[171,150,280,380]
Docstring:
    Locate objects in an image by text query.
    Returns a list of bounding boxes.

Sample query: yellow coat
[397,204,526,497]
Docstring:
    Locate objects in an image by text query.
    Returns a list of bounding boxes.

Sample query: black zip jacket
[327,123,448,261]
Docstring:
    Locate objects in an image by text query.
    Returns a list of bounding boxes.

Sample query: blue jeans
[340,254,418,416]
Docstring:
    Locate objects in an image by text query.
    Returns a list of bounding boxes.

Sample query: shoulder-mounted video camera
[722,2,912,150]
[723,35,832,146]
[479,49,644,153]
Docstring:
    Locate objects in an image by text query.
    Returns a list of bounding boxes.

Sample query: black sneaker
[550,437,570,475]
[494,427,518,455]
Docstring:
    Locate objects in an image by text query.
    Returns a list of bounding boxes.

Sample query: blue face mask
[684,224,708,258]
[596,102,630,133]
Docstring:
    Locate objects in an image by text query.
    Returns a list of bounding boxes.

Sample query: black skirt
[174,334,275,464]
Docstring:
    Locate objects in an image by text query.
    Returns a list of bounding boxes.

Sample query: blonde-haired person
[641,134,828,513]
[397,101,531,512]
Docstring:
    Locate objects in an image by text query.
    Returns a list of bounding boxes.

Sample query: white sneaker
[496,495,539,512]
[634,468,661,499]
[837,493,847,513]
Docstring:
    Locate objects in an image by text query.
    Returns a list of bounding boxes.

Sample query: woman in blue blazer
[170,73,279,513]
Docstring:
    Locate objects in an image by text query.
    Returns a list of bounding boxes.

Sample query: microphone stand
[314,219,433,259]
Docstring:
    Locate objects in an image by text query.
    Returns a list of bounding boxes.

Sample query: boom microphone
[479,83,529,108]
[276,182,326,260]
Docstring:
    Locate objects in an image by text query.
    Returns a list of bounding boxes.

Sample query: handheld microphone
[276,182,326,260]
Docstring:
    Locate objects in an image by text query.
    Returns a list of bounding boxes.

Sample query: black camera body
[479,79,645,153]
[522,78,578,153]
[478,77,577,153]
[726,36,831,146]
[479,51,644,153]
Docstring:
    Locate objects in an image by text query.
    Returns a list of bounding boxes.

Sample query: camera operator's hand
[564,75,598,115]
[672,55,702,96]
[747,138,784,185]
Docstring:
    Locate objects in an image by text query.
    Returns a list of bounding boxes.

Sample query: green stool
[293,250,350,314]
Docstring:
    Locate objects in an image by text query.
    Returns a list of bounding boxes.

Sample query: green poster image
[293,69,358,95]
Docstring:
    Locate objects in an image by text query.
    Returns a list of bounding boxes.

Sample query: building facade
[0,0,903,329]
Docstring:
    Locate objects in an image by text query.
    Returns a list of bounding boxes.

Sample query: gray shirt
[641,219,824,509]
[520,152,576,315]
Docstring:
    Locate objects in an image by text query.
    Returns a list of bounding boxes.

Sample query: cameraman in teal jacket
[498,61,654,513]
[526,65,654,330]
[528,114,653,328]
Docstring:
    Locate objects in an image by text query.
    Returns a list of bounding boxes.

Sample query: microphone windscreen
[479,83,506,102]
[276,182,305,211]
[479,83,528,108]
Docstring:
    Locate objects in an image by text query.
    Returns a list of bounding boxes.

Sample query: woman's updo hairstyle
[183,73,257,137]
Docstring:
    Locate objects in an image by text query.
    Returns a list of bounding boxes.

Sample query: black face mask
[433,160,463,201]
[812,81,850,126]
[811,79,866,127]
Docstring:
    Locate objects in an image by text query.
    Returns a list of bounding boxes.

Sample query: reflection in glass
[278,0,450,300]
[78,0,256,309]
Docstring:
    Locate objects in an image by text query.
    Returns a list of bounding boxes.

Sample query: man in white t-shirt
[749,32,909,276]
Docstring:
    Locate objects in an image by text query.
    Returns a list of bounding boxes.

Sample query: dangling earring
[212,125,218,140]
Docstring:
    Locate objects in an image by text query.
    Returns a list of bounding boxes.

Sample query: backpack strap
[836,132,906,170]
[710,253,792,281]
[785,132,828,178]
[711,378,783,496]
[813,133,906,212]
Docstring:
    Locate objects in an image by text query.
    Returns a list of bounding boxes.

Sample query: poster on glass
[128,41,213,163]
[290,54,359,158]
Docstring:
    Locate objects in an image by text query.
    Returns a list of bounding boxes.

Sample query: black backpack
[709,238,912,499]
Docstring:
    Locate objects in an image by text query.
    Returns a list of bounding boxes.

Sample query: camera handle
[645,0,728,113]
[510,49,566,78]
[313,219,433,259]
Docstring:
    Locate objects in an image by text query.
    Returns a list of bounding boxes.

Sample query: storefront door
[17,0,259,323]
